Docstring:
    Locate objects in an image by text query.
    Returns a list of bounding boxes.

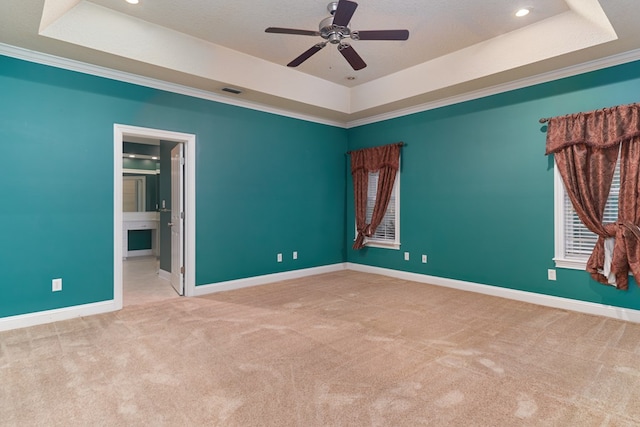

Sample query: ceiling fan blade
[265,27,320,37]
[287,43,327,67]
[338,43,366,70]
[332,0,358,27]
[352,29,409,41]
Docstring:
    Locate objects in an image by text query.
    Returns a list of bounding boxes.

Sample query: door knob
[167,222,174,227]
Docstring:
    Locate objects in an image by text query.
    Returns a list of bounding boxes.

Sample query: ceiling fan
[265,0,409,71]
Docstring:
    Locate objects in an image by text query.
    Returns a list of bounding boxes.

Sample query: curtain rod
[346,142,404,155]
[539,102,640,124]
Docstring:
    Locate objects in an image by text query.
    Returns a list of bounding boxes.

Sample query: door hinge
[180,266,185,275]
[180,157,185,166]
[180,211,185,219]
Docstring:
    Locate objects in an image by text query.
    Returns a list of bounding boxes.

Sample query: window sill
[554,257,587,270]
[364,240,401,250]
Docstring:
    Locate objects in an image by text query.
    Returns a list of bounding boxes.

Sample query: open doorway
[121,137,174,305]
[113,124,196,310]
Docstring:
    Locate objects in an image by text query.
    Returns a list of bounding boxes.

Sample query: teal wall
[4,49,640,321]
[346,60,640,310]
[123,142,160,158]
[0,54,346,318]
[127,230,152,251]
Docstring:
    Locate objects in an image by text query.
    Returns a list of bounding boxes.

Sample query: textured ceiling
[1,0,640,126]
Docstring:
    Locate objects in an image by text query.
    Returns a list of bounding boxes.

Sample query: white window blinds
[563,158,620,259]
[366,171,397,242]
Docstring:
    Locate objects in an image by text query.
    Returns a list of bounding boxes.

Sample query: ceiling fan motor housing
[319,16,350,44]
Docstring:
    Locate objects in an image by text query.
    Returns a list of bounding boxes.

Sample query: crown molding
[3,42,640,130]
[346,48,640,128]
[0,43,347,128]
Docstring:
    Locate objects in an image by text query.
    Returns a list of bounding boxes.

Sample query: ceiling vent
[222,87,243,95]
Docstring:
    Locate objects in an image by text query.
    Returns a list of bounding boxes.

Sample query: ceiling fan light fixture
[515,8,531,17]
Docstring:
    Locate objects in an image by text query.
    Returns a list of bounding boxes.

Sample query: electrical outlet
[277,253,283,263]
[404,252,410,261]
[293,251,298,260]
[422,254,427,263]
[548,269,556,281]
[52,278,62,292]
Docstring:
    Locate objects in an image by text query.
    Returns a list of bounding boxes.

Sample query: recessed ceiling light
[515,8,531,17]
[346,76,356,81]
[126,0,139,4]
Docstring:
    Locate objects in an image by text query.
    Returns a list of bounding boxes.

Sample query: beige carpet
[2,270,640,426]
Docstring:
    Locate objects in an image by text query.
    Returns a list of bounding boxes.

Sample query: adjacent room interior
[121,138,178,306]
[3,0,640,424]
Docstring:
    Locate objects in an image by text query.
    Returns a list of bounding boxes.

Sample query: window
[554,157,620,269]
[358,170,400,249]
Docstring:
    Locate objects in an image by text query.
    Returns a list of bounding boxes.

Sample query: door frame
[113,124,197,309]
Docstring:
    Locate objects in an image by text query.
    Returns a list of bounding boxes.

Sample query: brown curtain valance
[349,142,403,174]
[545,103,640,155]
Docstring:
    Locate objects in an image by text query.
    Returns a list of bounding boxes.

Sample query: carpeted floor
[2,270,640,426]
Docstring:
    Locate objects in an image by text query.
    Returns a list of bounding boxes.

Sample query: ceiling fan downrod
[320,2,351,44]
[327,1,339,15]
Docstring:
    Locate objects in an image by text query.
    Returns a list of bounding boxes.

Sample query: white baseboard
[6,262,640,332]
[0,264,347,331]
[158,269,171,281]
[346,263,640,323]
[0,300,119,332]
[194,263,347,296]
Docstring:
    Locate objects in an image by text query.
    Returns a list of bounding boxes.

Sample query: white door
[170,144,185,295]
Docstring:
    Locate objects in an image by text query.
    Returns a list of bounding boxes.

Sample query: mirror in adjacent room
[123,175,147,212]
[123,140,161,212]
[122,171,159,212]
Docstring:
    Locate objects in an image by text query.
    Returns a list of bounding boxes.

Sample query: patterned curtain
[350,143,402,250]
[545,103,640,289]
